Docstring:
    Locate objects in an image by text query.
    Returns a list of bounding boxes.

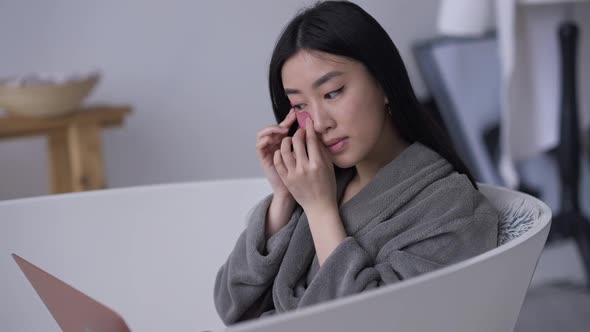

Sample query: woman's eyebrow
[284,71,344,95]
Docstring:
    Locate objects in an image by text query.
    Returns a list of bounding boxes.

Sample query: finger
[257,133,285,150]
[273,149,287,177]
[315,121,332,161]
[258,135,282,152]
[257,126,288,140]
[256,135,272,150]
[279,108,297,129]
[305,118,323,162]
[292,128,309,166]
[280,136,296,170]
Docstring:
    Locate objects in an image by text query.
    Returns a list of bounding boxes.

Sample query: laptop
[12,253,131,332]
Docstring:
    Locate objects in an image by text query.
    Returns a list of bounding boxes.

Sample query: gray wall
[0,0,440,200]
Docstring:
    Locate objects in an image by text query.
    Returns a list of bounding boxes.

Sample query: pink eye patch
[296,111,311,129]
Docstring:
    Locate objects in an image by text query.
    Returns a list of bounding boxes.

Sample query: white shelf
[519,0,589,6]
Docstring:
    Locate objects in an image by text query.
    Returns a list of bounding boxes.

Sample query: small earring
[386,104,392,116]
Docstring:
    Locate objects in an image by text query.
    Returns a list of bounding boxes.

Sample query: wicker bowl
[0,72,99,118]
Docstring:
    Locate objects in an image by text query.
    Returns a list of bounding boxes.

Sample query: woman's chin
[332,154,357,169]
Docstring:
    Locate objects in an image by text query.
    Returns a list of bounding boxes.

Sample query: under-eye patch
[296,111,311,129]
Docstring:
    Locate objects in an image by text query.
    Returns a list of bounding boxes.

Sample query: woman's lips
[327,138,348,154]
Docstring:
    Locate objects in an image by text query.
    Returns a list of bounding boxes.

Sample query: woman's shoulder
[411,171,500,223]
[400,172,499,250]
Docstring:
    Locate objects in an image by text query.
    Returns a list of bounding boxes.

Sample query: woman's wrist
[265,193,296,239]
[305,204,347,266]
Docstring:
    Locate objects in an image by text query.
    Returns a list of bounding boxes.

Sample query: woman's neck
[353,127,409,189]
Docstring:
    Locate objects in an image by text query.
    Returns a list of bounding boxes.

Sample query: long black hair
[268,1,477,189]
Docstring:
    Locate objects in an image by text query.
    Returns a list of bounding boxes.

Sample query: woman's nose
[309,105,334,133]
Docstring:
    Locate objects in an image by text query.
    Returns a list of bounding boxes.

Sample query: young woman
[214,1,498,325]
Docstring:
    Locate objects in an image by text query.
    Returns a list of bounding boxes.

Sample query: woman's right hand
[256,108,297,198]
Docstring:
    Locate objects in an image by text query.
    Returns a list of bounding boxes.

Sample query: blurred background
[0,0,589,331]
[0,0,441,200]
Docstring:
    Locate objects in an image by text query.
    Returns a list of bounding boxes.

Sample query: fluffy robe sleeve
[213,194,301,325]
[297,210,498,308]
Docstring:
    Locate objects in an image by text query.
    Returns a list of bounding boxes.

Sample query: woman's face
[281,50,391,169]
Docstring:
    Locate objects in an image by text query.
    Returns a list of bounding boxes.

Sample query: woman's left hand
[273,117,337,213]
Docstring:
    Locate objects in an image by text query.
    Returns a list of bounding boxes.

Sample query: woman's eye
[325,86,344,99]
[292,104,306,110]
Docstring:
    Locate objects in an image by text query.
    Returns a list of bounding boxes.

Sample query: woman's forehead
[282,50,358,88]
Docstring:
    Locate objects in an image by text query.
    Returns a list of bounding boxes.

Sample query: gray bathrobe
[214,142,499,325]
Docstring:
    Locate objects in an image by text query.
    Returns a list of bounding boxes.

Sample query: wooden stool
[0,105,131,194]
